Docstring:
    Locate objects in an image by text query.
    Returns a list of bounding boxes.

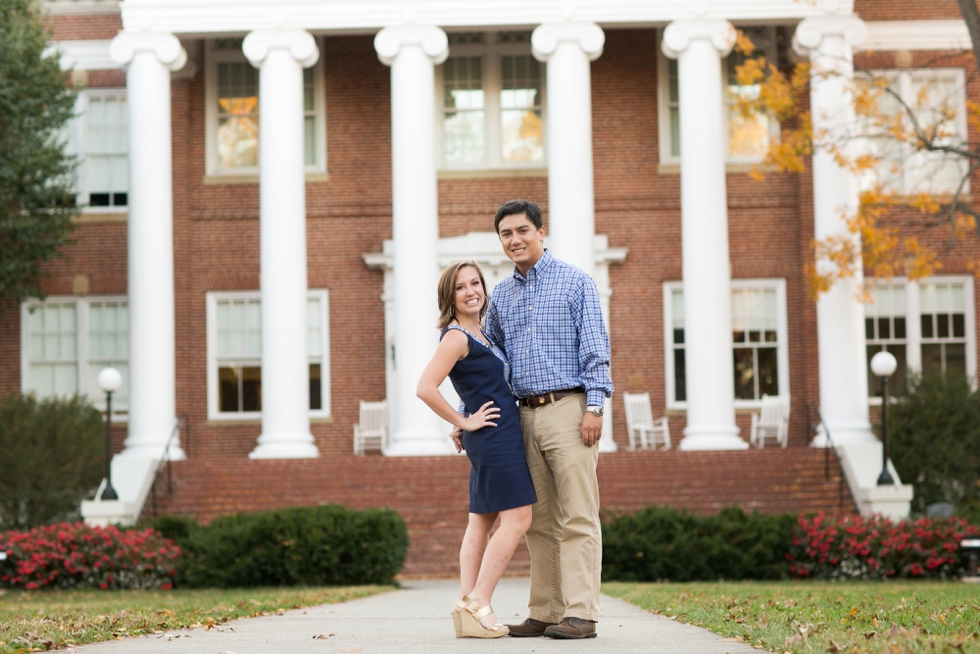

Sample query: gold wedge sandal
[451,598,468,637]
[458,596,509,639]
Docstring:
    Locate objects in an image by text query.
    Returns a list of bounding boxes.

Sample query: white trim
[53,40,121,71]
[204,38,326,178]
[43,1,120,16]
[864,20,971,52]
[435,34,547,172]
[206,289,332,422]
[119,0,848,36]
[663,278,790,411]
[657,26,780,166]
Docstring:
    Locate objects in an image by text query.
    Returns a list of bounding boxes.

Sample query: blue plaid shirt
[484,249,613,407]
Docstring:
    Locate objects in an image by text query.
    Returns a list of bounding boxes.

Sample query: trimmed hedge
[149,505,408,588]
[0,522,180,590]
[602,505,796,581]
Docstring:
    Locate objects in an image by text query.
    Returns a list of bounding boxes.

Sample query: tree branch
[956,0,980,73]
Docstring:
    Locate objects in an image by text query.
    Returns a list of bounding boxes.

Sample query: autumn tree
[733,8,980,298]
[0,0,78,311]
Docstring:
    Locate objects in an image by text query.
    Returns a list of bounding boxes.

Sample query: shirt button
[529,306,533,311]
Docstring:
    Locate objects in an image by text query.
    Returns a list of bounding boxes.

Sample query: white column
[531,22,603,276]
[244,30,320,459]
[794,16,876,446]
[375,26,454,456]
[109,32,186,460]
[531,23,617,452]
[663,20,746,450]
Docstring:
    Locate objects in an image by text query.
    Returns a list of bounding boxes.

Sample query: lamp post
[97,367,122,501]
[869,350,898,486]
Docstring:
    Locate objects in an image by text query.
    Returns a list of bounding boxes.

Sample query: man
[484,198,612,639]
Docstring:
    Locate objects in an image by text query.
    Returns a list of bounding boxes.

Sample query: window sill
[73,211,128,223]
[438,167,548,180]
[656,162,782,176]
[203,171,330,186]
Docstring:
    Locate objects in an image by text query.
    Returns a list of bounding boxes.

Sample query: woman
[416,261,536,639]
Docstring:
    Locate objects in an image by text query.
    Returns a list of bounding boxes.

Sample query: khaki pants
[520,393,601,623]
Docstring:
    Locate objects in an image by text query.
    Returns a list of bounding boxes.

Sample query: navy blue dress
[442,325,537,514]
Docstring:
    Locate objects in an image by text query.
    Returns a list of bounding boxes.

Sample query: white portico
[101,0,875,460]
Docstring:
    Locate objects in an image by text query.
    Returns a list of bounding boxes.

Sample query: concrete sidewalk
[78,578,759,653]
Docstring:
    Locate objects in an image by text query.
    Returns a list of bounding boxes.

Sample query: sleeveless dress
[441,325,537,514]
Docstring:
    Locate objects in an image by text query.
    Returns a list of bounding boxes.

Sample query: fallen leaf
[828,639,843,653]
[864,631,876,639]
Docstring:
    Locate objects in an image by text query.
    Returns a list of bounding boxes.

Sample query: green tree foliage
[0,0,78,309]
[888,374,980,518]
[0,394,104,530]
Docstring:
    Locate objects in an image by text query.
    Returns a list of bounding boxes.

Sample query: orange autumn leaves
[731,30,978,300]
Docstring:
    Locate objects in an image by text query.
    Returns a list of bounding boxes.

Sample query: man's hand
[581,411,603,447]
[450,425,464,453]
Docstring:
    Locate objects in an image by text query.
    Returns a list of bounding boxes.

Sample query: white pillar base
[249,437,320,460]
[385,430,457,457]
[678,424,748,451]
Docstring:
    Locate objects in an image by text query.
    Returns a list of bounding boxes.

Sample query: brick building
[4,0,977,574]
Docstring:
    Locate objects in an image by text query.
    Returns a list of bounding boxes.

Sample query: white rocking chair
[749,394,789,448]
[623,392,670,450]
[353,400,387,455]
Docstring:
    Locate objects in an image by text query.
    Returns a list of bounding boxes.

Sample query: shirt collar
[512,248,553,282]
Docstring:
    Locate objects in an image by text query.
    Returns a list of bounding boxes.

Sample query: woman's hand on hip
[461,401,500,432]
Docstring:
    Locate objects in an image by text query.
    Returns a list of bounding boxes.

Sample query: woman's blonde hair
[437,261,489,329]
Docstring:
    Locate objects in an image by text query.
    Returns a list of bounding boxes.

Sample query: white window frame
[206,289,331,421]
[435,32,547,172]
[856,68,968,196]
[71,88,128,214]
[204,38,327,178]
[662,278,790,411]
[657,26,780,166]
[20,295,129,420]
[866,275,977,405]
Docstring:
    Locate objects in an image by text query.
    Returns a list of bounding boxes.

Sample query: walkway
[78,578,759,653]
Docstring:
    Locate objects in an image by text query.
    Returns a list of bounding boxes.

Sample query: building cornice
[43,0,120,16]
[118,0,850,36]
[863,20,971,52]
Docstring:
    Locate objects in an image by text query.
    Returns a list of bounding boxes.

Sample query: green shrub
[602,505,796,582]
[150,505,408,588]
[888,374,980,516]
[0,394,104,530]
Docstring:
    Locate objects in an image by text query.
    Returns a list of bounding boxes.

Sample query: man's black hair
[494,199,543,232]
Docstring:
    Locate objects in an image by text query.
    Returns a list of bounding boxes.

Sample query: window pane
[726,31,770,159]
[922,343,943,378]
[937,313,949,338]
[500,56,543,163]
[218,365,240,412]
[908,75,965,195]
[878,316,891,339]
[921,314,934,338]
[309,363,322,410]
[217,62,259,169]
[307,297,322,356]
[443,57,485,164]
[894,316,906,339]
[673,328,684,345]
[868,344,907,397]
[952,313,965,338]
[946,343,967,379]
[733,348,755,400]
[758,347,778,397]
[242,365,262,411]
[672,290,685,329]
[304,115,315,166]
[673,348,686,402]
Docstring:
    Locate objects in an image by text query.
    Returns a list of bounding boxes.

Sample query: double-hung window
[854,69,967,195]
[206,290,331,420]
[70,90,128,210]
[663,279,789,410]
[21,297,129,416]
[659,26,779,165]
[437,31,546,171]
[205,38,326,177]
[865,276,976,400]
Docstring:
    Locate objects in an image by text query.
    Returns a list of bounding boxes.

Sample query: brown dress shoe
[505,618,557,637]
[544,617,597,639]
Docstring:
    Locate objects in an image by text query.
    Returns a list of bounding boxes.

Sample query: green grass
[603,581,980,653]
[0,585,393,653]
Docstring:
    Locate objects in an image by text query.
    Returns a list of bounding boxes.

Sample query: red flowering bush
[788,512,980,580]
[0,522,180,590]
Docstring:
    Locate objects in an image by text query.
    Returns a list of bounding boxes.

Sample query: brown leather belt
[519,387,585,409]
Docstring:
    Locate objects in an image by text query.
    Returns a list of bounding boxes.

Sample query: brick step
[147,448,854,577]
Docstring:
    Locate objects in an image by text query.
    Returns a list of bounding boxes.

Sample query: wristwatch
[586,405,604,417]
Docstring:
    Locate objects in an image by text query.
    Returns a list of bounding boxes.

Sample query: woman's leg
[467,504,533,627]
[459,512,496,602]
